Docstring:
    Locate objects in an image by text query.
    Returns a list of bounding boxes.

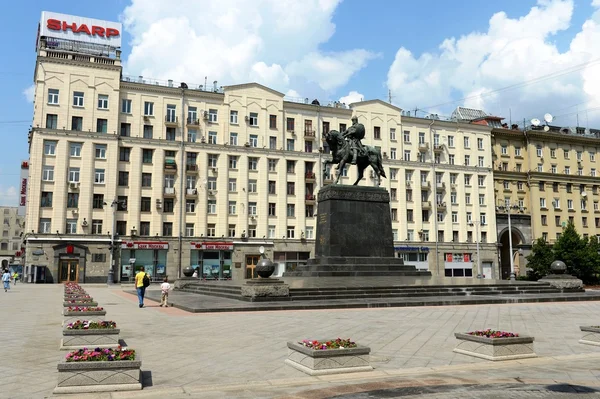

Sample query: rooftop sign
[40,11,121,48]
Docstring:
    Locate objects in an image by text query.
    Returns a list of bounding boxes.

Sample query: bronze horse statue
[322,130,386,186]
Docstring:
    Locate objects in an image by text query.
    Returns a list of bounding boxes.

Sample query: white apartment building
[0,207,25,271]
[24,27,498,283]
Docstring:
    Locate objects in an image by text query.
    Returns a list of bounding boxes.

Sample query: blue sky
[1,0,599,205]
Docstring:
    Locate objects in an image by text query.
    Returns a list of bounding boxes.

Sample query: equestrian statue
[322,116,387,186]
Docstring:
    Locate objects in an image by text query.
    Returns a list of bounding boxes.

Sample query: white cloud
[121,0,375,95]
[339,90,364,105]
[0,186,18,207]
[386,0,600,127]
[22,85,35,103]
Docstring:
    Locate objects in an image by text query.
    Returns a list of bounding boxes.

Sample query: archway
[498,227,524,279]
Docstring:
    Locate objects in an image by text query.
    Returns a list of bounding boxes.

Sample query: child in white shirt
[160,277,171,307]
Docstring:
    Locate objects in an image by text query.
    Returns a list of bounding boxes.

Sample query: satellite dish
[544,113,554,123]
[543,125,550,132]
[259,246,265,254]
[531,118,541,126]
[582,192,587,197]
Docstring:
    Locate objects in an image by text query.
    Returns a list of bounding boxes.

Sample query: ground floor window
[120,249,167,282]
[191,250,232,280]
[272,252,310,277]
[444,253,473,277]
[396,251,429,271]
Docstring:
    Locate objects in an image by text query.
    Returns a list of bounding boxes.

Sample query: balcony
[165,115,179,127]
[304,130,316,139]
[305,194,316,204]
[186,164,198,173]
[305,171,316,182]
[186,117,200,126]
[186,188,198,196]
[436,182,445,191]
[324,175,333,184]
[164,159,177,170]
[437,202,447,211]
[422,201,432,210]
[433,144,444,153]
[421,181,431,190]
[418,142,429,152]
[164,187,175,196]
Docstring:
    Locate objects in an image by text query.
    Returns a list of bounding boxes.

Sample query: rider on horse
[342,116,366,165]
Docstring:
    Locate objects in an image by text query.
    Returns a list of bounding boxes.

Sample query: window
[73,91,84,107]
[248,202,257,215]
[452,212,458,223]
[93,194,104,209]
[92,220,103,234]
[403,130,411,142]
[448,154,455,165]
[269,114,277,129]
[96,118,107,133]
[577,151,583,161]
[404,150,411,161]
[502,145,509,155]
[374,126,381,139]
[207,200,217,214]
[267,181,276,195]
[582,199,587,211]
[478,156,484,167]
[268,159,277,172]
[144,101,154,116]
[515,147,521,156]
[230,110,238,124]
[450,192,457,204]
[186,175,196,190]
[39,218,51,233]
[164,174,175,189]
[287,182,295,195]
[186,199,196,213]
[568,199,574,210]
[48,88,59,104]
[41,192,52,207]
[229,132,238,146]
[120,123,131,137]
[186,223,195,237]
[42,166,54,181]
[208,154,218,168]
[208,109,218,123]
[565,166,571,175]
[270,136,277,150]
[404,209,411,222]
[46,114,57,129]
[229,225,236,238]
[592,169,597,177]
[69,143,82,157]
[554,198,561,209]
[286,139,295,151]
[141,197,151,212]
[71,116,83,131]
[555,216,561,226]
[478,175,485,186]
[540,198,547,208]
[208,131,217,144]
[249,134,258,147]
[68,168,80,183]
[464,155,470,166]
[287,160,296,174]
[163,198,174,213]
[118,171,129,186]
[421,230,429,241]
[286,117,295,131]
[66,219,77,234]
[465,193,471,204]
[463,137,470,148]
[166,104,177,123]
[464,175,471,186]
[477,138,484,150]
[121,99,132,114]
[140,149,152,164]
[98,94,108,109]
[119,147,131,162]
[166,127,176,141]
[94,169,105,184]
[591,152,596,162]
[448,135,454,147]
[249,112,258,126]
[143,125,153,139]
[306,226,314,239]
[564,149,569,159]
[163,222,173,237]
[228,178,237,192]
[229,156,238,169]
[228,201,237,215]
[390,128,396,140]
[287,204,295,217]
[479,194,485,205]
[207,224,216,237]
[536,146,543,157]
[539,181,546,191]
[248,180,257,193]
[390,148,397,160]
[248,157,258,170]
[466,212,472,223]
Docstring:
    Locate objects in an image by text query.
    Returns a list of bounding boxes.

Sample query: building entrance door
[245,255,260,279]
[59,260,79,283]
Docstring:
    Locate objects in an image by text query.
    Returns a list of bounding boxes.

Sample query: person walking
[134,266,149,308]
[159,277,171,307]
[2,269,11,292]
[12,271,18,285]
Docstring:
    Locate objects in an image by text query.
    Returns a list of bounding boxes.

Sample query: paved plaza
[4,284,600,398]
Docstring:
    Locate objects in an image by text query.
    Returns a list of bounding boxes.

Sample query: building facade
[23,27,500,283]
[0,207,24,271]
[492,126,600,278]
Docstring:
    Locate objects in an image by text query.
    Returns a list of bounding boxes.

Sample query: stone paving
[3,283,600,398]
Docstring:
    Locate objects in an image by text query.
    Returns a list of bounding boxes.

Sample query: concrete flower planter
[62,310,106,327]
[60,328,120,350]
[579,326,600,346]
[454,333,536,361]
[54,354,142,394]
[64,295,92,301]
[285,341,373,376]
[63,301,98,307]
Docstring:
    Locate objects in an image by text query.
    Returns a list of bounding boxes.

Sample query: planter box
[54,353,142,394]
[63,301,98,307]
[62,310,106,327]
[60,328,120,350]
[454,333,536,361]
[64,295,92,301]
[285,341,373,376]
[579,326,600,346]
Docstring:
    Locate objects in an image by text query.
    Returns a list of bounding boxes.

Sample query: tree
[552,222,599,284]
[525,237,554,280]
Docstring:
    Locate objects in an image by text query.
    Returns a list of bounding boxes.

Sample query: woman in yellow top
[134,266,147,308]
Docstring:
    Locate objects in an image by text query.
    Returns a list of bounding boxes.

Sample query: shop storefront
[444,253,474,277]
[394,246,429,271]
[271,251,310,277]
[190,242,233,280]
[120,241,168,282]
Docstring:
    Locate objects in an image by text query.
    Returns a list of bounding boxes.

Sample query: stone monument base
[241,279,290,301]
[538,274,584,292]
[285,256,431,277]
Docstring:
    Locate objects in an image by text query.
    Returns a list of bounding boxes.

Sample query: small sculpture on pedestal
[538,260,584,292]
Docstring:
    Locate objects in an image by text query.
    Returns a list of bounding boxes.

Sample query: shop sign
[121,241,169,250]
[190,241,234,251]
[395,246,430,252]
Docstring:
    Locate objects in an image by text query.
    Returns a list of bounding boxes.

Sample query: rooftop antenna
[543,113,553,132]
[204,76,207,91]
[388,89,394,104]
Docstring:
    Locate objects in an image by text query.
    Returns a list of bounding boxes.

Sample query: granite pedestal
[284,185,431,277]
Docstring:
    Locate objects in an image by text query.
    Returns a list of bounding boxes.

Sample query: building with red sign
[22,11,501,283]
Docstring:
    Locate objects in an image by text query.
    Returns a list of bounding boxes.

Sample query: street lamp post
[496,201,521,281]
[469,220,482,278]
[106,199,123,285]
